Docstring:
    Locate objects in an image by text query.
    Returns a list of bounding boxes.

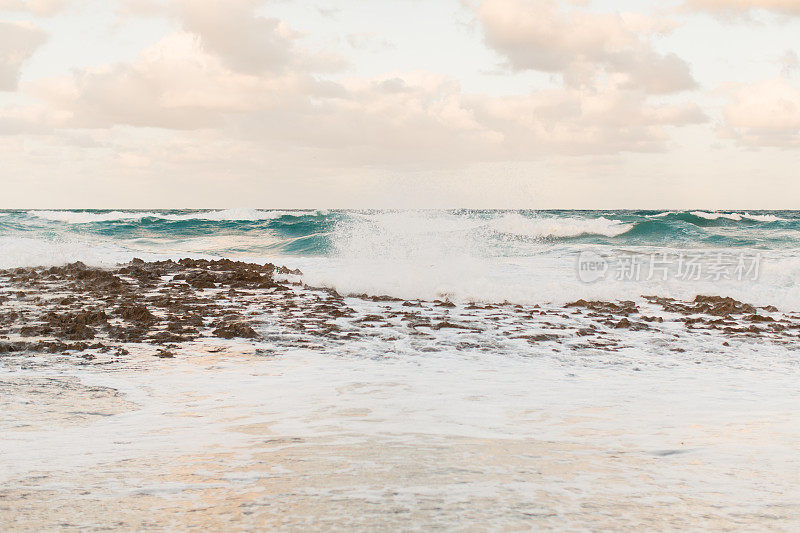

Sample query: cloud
[0,20,47,91]
[19,0,706,173]
[116,0,345,74]
[720,77,800,146]
[30,0,345,128]
[684,0,800,17]
[171,0,300,74]
[467,81,706,156]
[32,31,331,129]
[0,0,68,16]
[34,30,705,164]
[477,0,697,94]
[230,72,506,167]
[0,104,52,134]
[171,0,344,74]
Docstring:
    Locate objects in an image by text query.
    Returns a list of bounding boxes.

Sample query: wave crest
[690,211,785,222]
[30,208,312,224]
[488,214,633,238]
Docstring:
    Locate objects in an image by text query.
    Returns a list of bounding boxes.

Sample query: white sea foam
[296,251,800,310]
[488,213,633,238]
[0,236,137,269]
[289,210,800,309]
[30,210,164,223]
[30,208,312,224]
[161,208,311,221]
[690,211,785,222]
[2,342,799,528]
[740,212,786,222]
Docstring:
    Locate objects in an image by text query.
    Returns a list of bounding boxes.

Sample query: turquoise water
[1,208,798,254]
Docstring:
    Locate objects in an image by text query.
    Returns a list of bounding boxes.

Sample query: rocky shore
[1,259,798,361]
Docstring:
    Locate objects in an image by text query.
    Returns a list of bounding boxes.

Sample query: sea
[1,208,799,304]
[1,208,799,529]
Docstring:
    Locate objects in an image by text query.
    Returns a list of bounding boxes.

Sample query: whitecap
[160,208,311,222]
[30,210,164,224]
[740,212,786,223]
[690,211,785,222]
[488,213,633,238]
[30,208,313,224]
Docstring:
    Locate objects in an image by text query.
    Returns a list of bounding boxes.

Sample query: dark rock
[183,270,218,289]
[276,266,302,275]
[566,300,639,316]
[213,321,259,339]
[430,321,476,331]
[693,295,756,317]
[746,314,775,323]
[119,304,155,323]
[0,342,26,354]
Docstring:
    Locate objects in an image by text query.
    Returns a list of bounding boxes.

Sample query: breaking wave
[30,208,314,224]
[487,213,633,238]
[2,208,799,307]
[689,211,786,223]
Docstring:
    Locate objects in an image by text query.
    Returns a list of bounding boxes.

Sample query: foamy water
[3,340,799,528]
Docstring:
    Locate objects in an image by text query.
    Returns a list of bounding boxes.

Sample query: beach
[1,214,800,529]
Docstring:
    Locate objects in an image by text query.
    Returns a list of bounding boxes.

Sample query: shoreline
[2,259,800,530]
[1,258,799,362]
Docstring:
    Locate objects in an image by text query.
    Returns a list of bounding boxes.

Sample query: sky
[0,0,798,209]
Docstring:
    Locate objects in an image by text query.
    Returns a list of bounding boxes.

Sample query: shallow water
[2,343,799,530]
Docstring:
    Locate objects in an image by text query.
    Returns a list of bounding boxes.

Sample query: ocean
[2,208,799,304]
[1,209,799,529]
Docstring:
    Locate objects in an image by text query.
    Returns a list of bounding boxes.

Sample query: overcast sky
[1,0,799,208]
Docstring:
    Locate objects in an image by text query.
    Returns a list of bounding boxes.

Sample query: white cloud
[0,104,52,134]
[116,0,346,74]
[19,0,706,159]
[477,0,697,94]
[685,0,800,17]
[31,31,334,129]
[720,77,800,146]
[469,82,705,155]
[0,20,47,90]
[172,0,344,74]
[0,0,68,16]
[33,27,705,165]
